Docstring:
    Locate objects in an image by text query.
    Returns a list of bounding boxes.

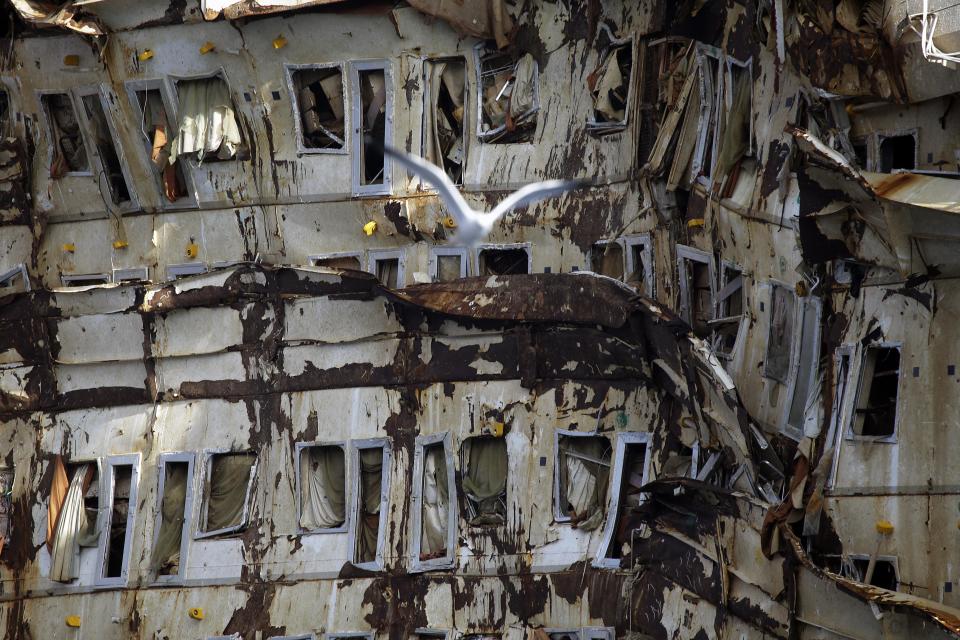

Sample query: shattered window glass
[764,284,796,384]
[375,257,400,288]
[461,436,507,526]
[290,66,345,151]
[588,42,633,134]
[80,93,132,206]
[478,49,538,143]
[42,93,89,175]
[424,58,466,183]
[853,346,900,437]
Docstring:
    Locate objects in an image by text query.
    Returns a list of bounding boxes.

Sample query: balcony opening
[412,435,455,568]
[357,67,387,187]
[171,75,243,163]
[290,66,345,151]
[764,283,796,384]
[853,346,900,438]
[714,264,744,358]
[588,42,633,134]
[47,458,98,582]
[478,247,529,276]
[851,556,899,591]
[313,255,362,271]
[461,435,507,526]
[677,247,714,338]
[131,86,189,204]
[375,258,399,288]
[353,444,388,566]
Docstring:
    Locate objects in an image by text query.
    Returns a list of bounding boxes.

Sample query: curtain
[205,453,254,532]
[424,61,447,168]
[170,77,241,164]
[150,463,187,575]
[559,438,610,531]
[510,54,537,118]
[461,437,507,526]
[592,48,626,122]
[420,445,449,558]
[424,62,465,173]
[299,446,346,530]
[49,463,97,582]
[356,448,384,563]
[715,67,752,182]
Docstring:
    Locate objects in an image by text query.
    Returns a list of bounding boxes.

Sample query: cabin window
[690,47,723,184]
[127,83,190,205]
[78,90,132,206]
[0,467,12,557]
[478,245,530,276]
[166,262,207,281]
[352,61,392,195]
[590,241,624,279]
[783,297,822,439]
[47,457,99,582]
[764,283,796,384]
[595,432,651,568]
[625,234,653,295]
[287,65,346,152]
[171,75,243,164]
[852,345,901,439]
[476,47,538,143]
[429,247,469,282]
[196,451,255,538]
[637,38,689,166]
[41,93,89,175]
[296,443,347,533]
[848,555,899,591]
[60,273,109,287]
[268,635,314,640]
[587,41,633,134]
[151,453,194,582]
[112,267,149,285]
[714,59,753,188]
[311,253,363,271]
[96,455,140,586]
[410,433,457,571]
[0,264,29,294]
[676,245,715,338]
[328,635,374,640]
[423,58,466,183]
[351,439,390,569]
[368,249,404,288]
[414,631,450,640]
[878,133,916,172]
[714,263,744,359]
[461,435,507,527]
[554,432,611,530]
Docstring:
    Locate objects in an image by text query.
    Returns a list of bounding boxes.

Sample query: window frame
[410,432,458,573]
[474,43,540,144]
[421,55,468,185]
[874,128,919,173]
[60,273,110,287]
[166,262,208,281]
[269,635,316,640]
[350,60,394,197]
[553,429,611,524]
[624,233,654,295]
[112,267,150,284]
[585,38,636,134]
[827,345,854,490]
[152,452,196,585]
[37,89,93,178]
[475,242,532,276]
[689,45,723,186]
[285,62,349,156]
[780,295,822,440]
[413,629,450,640]
[194,449,257,539]
[169,69,245,165]
[589,239,626,280]
[844,342,902,444]
[712,260,746,361]
[367,248,406,288]
[348,438,391,571]
[94,453,141,588]
[294,440,350,535]
[594,431,652,569]
[309,251,365,270]
[675,244,716,330]
[847,553,900,590]
[762,281,796,384]
[428,246,470,282]
[326,634,374,640]
[0,263,29,292]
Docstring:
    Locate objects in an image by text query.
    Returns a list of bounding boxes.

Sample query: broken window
[413,630,450,640]
[714,59,753,190]
[0,264,29,294]
[638,37,691,167]
[297,443,347,533]
[587,41,633,134]
[128,83,190,205]
[0,467,12,556]
[196,452,255,538]
[713,263,745,359]
[166,262,207,281]
[625,235,653,295]
[596,433,651,567]
[429,247,469,282]
[676,245,715,338]
[848,556,899,591]
[478,246,529,276]
[691,48,723,184]
[477,47,538,143]
[878,133,916,172]
[288,65,345,152]
[96,455,139,586]
[60,273,110,287]
[311,253,363,271]
[411,433,456,571]
[783,297,822,439]
[351,440,390,568]
[78,90,132,207]
[764,283,796,384]
[590,241,624,279]
[461,435,507,526]
[47,457,99,582]
[368,250,404,288]
[151,454,194,581]
[554,432,611,531]
[112,267,149,285]
[41,93,89,175]
[171,75,243,164]
[423,58,466,182]
[852,345,900,438]
[352,62,392,195]
[268,635,314,640]
[548,632,580,640]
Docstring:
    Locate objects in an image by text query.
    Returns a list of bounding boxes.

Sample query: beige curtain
[462,437,507,526]
[150,463,187,575]
[170,77,241,164]
[420,445,449,558]
[715,67,751,182]
[559,438,611,531]
[299,446,346,530]
[424,62,465,172]
[510,54,537,118]
[49,463,98,582]
[356,448,384,563]
[205,453,254,532]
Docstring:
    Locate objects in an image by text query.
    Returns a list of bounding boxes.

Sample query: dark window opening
[424,59,466,182]
[359,69,387,186]
[61,274,110,287]
[549,633,581,640]
[591,243,624,279]
[151,461,188,577]
[103,464,132,579]
[80,95,131,206]
[436,254,463,282]
[355,446,385,564]
[852,138,868,169]
[292,67,345,150]
[42,93,89,175]
[478,50,538,143]
[879,135,915,172]
[700,56,721,181]
[314,255,362,271]
[375,258,400,288]
[479,248,528,276]
[681,257,712,338]
[851,557,898,591]
[854,346,900,437]
[461,436,507,527]
[604,442,648,561]
[628,243,649,293]
[0,90,9,136]
[0,468,11,555]
[133,88,187,203]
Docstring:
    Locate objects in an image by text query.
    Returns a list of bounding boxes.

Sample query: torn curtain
[299,446,346,530]
[356,448,384,563]
[48,462,98,582]
[558,438,610,531]
[150,463,187,575]
[205,453,254,532]
[462,437,507,525]
[423,61,465,176]
[170,77,242,164]
[420,445,449,558]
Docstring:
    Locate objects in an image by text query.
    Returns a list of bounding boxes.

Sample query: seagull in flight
[375,140,588,246]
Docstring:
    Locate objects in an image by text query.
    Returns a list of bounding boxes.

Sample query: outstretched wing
[488,179,588,221]
[379,142,473,222]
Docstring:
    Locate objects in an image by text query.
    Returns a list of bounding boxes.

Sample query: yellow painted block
[65,615,81,628]
[363,221,378,236]
[687,218,705,228]
[875,520,894,535]
[199,42,216,54]
[62,243,75,253]
[138,50,154,61]
[186,243,199,259]
[272,35,288,49]
[188,607,204,620]
[63,55,80,67]
[112,240,128,250]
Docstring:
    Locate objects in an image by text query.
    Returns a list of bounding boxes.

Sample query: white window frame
[60,273,110,287]
[428,246,470,281]
[826,345,854,490]
[309,251,365,270]
[421,55,468,185]
[586,38,635,134]
[351,60,393,197]
[0,263,29,292]
[327,634,374,640]
[844,342,901,444]
[348,438,391,571]
[166,262,208,281]
[589,239,626,279]
[74,84,140,213]
[553,430,611,524]
[780,296,822,440]
[152,452,196,584]
[474,44,540,144]
[112,267,149,284]
[725,56,754,158]
[285,62,348,156]
[410,432,458,572]
[762,281,796,384]
[37,89,93,177]
[581,628,615,640]
[594,431,652,568]
[367,248,406,288]
[169,69,243,166]
[124,78,198,209]
[675,245,716,329]
[94,453,141,588]
[624,233,654,295]
[194,449,257,539]
[476,242,532,276]
[269,635,316,640]
[294,441,350,535]
[712,260,746,360]
[689,45,723,186]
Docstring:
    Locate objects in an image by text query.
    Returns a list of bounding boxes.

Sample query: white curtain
[49,463,98,582]
[299,447,346,530]
[420,446,449,557]
[170,77,241,164]
[510,54,537,118]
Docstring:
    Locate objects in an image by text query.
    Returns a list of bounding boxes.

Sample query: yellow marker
[186,243,199,259]
[199,42,216,54]
[65,615,81,628]
[441,215,457,229]
[875,520,894,535]
[489,421,505,437]
[63,55,80,67]
[138,49,154,62]
[112,240,128,250]
[272,35,288,49]
[687,218,705,228]
[62,243,75,253]
[363,221,377,236]
[795,280,808,297]
[188,607,204,621]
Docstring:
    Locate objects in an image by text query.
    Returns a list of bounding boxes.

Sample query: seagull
[374,139,588,246]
